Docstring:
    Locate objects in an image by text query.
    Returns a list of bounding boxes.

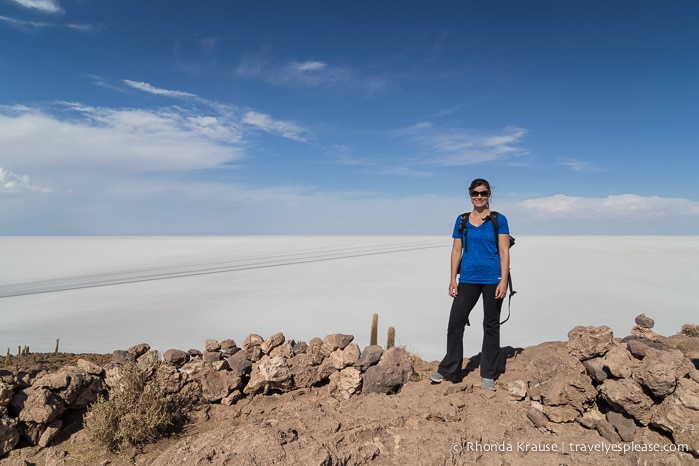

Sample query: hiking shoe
[430,372,445,383]
[481,377,496,390]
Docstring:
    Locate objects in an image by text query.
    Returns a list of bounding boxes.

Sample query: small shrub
[681,324,699,337]
[85,361,179,452]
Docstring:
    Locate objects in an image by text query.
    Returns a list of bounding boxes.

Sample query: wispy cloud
[400,124,529,166]
[235,54,387,92]
[377,167,434,177]
[0,14,95,32]
[0,14,49,30]
[123,80,198,99]
[519,194,699,218]
[121,80,312,143]
[557,157,605,172]
[0,167,52,194]
[289,60,326,72]
[242,111,311,143]
[8,0,62,14]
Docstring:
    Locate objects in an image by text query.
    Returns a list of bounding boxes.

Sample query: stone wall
[0,333,414,458]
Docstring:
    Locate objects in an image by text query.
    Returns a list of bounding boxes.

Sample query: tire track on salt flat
[0,240,446,298]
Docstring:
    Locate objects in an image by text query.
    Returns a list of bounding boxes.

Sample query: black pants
[437,283,503,380]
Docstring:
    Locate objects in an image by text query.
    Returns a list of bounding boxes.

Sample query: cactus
[55,338,60,354]
[387,327,395,349]
[370,313,378,346]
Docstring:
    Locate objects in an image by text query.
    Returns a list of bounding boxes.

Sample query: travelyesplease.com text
[451,441,689,455]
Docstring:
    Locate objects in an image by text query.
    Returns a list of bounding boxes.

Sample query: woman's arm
[495,233,510,299]
[449,237,462,297]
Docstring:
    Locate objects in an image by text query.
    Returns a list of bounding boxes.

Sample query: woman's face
[470,184,490,207]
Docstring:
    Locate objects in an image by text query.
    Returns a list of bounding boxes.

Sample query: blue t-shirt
[452,213,509,284]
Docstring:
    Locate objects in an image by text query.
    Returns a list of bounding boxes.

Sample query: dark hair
[469,178,491,193]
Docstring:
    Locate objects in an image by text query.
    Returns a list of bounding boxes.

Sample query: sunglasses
[470,190,490,198]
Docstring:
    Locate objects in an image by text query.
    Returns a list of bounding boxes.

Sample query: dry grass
[85,361,181,452]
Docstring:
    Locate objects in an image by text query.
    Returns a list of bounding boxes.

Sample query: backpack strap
[490,211,516,324]
[458,212,469,252]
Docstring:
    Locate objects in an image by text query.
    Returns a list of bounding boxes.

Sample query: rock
[306,337,325,365]
[635,313,655,329]
[127,343,151,358]
[155,364,190,395]
[524,343,596,422]
[0,421,20,457]
[226,351,253,377]
[57,369,103,408]
[526,403,548,428]
[606,410,636,442]
[577,406,604,428]
[180,358,206,378]
[326,349,347,371]
[260,332,285,354]
[38,419,62,448]
[242,334,264,351]
[363,347,413,395]
[602,342,638,379]
[505,380,527,401]
[76,358,104,376]
[163,349,190,368]
[0,382,12,406]
[635,348,693,398]
[631,325,660,340]
[220,339,238,352]
[321,334,354,357]
[198,366,242,403]
[137,350,160,376]
[341,343,361,367]
[651,377,699,455]
[212,360,230,372]
[581,357,608,383]
[315,355,340,383]
[624,337,654,358]
[246,345,263,363]
[595,417,621,443]
[221,390,243,406]
[598,378,654,425]
[354,345,384,371]
[32,371,70,391]
[329,367,362,399]
[288,353,319,389]
[672,336,699,364]
[676,376,699,410]
[269,341,295,359]
[244,356,293,396]
[14,388,66,425]
[567,325,614,361]
[111,349,135,365]
[204,339,221,352]
[292,341,308,355]
[202,351,222,364]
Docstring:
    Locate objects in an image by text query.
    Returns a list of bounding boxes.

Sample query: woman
[430,178,510,390]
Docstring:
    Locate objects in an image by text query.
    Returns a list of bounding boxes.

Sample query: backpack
[457,211,517,324]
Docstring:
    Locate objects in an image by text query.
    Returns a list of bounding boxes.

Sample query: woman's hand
[449,279,459,297]
[495,281,507,300]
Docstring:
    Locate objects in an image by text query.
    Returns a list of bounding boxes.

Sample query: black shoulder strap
[490,211,499,251]
[458,212,469,251]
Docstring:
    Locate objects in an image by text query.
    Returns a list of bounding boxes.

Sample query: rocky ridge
[0,315,698,465]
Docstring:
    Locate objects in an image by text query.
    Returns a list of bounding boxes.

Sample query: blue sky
[1,0,698,235]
